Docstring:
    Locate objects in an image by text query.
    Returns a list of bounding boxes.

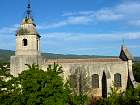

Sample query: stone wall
[10,55,43,77]
[10,55,134,97]
[42,58,129,97]
[16,35,40,56]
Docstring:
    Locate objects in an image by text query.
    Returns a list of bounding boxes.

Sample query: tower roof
[21,18,36,26]
[119,45,133,61]
[16,0,40,37]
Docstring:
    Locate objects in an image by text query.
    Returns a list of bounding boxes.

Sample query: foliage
[0,62,140,105]
[0,63,13,105]
[0,63,72,105]
[0,61,10,68]
[69,94,88,105]
[0,63,10,77]
[133,62,140,82]
[68,66,89,105]
[96,86,140,105]
[17,63,70,105]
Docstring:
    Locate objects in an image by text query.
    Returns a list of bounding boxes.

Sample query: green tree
[20,63,71,105]
[96,86,140,105]
[133,62,140,82]
[0,63,71,105]
[0,63,14,105]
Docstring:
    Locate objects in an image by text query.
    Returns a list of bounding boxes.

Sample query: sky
[0,0,140,56]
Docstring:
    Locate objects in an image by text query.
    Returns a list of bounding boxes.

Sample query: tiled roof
[47,58,123,64]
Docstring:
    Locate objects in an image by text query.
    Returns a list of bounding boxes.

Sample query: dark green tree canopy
[0,63,71,105]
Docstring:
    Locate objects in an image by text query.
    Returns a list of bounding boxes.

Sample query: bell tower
[16,0,40,56]
[10,0,42,76]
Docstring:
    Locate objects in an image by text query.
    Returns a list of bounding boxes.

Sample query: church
[10,1,137,97]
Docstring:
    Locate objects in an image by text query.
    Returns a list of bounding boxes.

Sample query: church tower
[10,0,42,76]
[16,0,40,56]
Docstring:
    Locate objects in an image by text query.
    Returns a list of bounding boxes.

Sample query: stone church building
[10,2,137,97]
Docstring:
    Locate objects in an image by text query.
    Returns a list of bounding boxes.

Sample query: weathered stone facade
[43,58,129,96]
[10,2,137,97]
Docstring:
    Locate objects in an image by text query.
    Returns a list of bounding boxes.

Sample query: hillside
[0,49,15,62]
[0,49,140,62]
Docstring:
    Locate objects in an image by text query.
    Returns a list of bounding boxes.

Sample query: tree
[96,86,140,105]
[0,63,71,105]
[133,62,140,82]
[68,66,89,105]
[0,62,14,105]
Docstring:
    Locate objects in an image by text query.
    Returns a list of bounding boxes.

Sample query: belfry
[10,0,42,76]
[16,0,40,56]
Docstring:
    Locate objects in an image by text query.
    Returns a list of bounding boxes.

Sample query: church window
[92,74,99,88]
[23,39,28,46]
[69,75,77,88]
[114,73,122,87]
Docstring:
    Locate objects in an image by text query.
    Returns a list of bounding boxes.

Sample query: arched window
[23,39,28,46]
[114,73,122,87]
[69,75,77,88]
[92,74,99,88]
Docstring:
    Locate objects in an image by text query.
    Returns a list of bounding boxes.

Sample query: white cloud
[37,15,93,29]
[95,1,140,22]
[128,45,140,49]
[115,2,140,15]
[62,11,95,16]
[39,1,140,29]
[126,32,140,39]
[11,1,135,32]
[95,9,124,21]
[42,31,140,55]
[62,46,118,53]
[66,16,93,24]
[46,32,140,41]
[129,20,140,26]
[0,24,18,35]
[67,48,97,52]
[6,4,136,33]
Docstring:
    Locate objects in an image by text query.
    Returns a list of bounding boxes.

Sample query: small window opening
[23,39,28,46]
[114,73,122,87]
[92,74,99,88]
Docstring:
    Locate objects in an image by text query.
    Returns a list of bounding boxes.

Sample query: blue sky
[0,0,140,56]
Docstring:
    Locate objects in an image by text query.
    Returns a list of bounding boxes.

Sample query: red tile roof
[47,58,124,64]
